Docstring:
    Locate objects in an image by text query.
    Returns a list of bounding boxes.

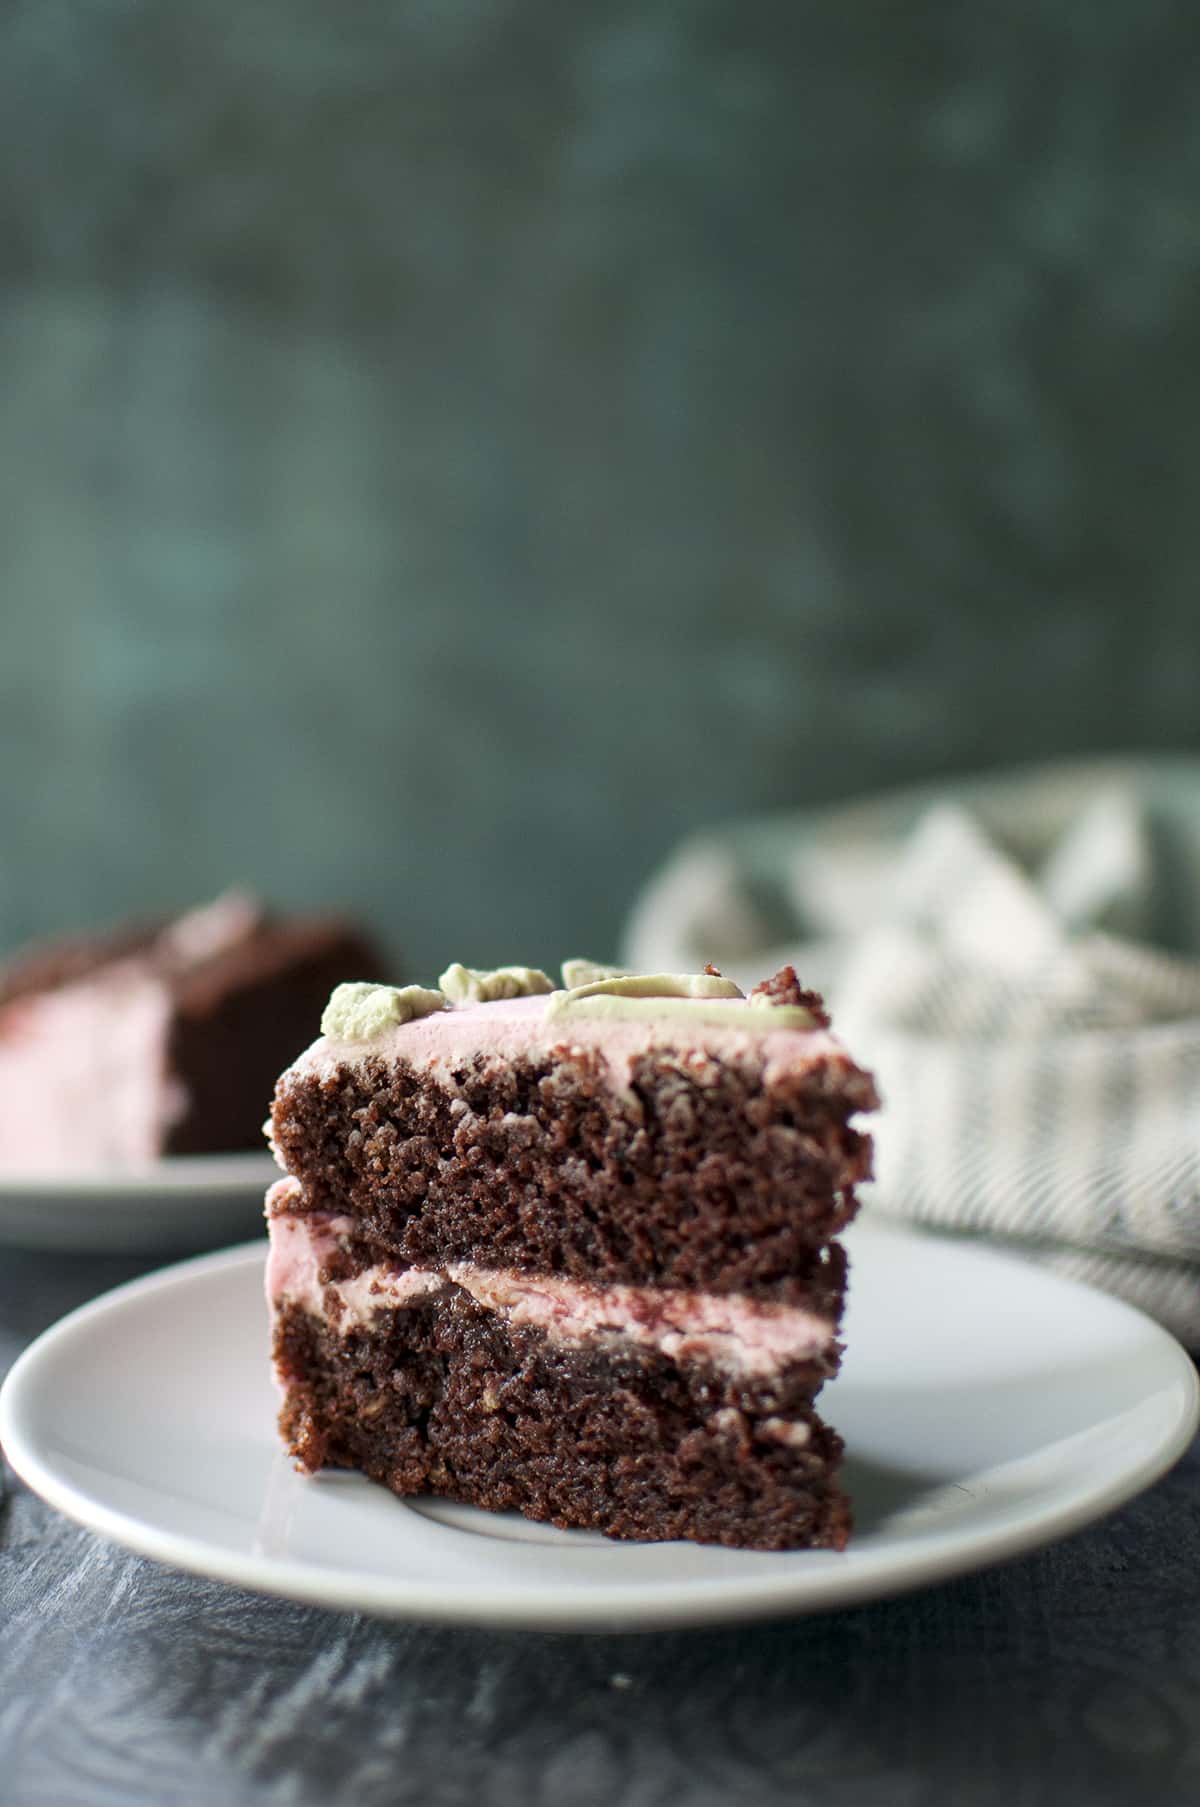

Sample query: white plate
[1,1219,1195,1630]
[0,1155,278,1252]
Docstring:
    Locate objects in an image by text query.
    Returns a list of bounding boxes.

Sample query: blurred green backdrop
[3,3,1200,977]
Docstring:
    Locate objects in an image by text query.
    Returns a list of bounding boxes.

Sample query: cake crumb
[748,965,831,1026]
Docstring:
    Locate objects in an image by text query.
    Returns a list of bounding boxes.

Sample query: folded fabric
[625,758,1200,1348]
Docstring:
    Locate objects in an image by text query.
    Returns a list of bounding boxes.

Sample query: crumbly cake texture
[0,895,382,1166]
[266,963,878,1551]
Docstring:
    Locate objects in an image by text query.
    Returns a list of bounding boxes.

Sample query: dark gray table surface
[2,1244,1197,1807]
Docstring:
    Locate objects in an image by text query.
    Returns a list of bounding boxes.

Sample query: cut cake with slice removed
[0,893,383,1170]
[265,961,878,1551]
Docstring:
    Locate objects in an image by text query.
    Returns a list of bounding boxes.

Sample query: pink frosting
[266,1206,835,1378]
[441,1265,833,1375]
[265,1193,444,1321]
[0,964,183,1171]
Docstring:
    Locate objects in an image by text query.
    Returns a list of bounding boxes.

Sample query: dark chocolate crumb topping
[749,965,832,1028]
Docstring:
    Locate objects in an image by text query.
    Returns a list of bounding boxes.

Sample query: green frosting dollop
[545,970,744,1021]
[321,981,449,1040]
[438,963,555,1004]
[560,958,634,989]
[543,969,825,1029]
[545,994,817,1029]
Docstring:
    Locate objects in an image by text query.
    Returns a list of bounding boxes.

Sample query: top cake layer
[269,964,877,1299]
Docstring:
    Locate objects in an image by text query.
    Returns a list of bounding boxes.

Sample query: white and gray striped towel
[625,759,1200,1348]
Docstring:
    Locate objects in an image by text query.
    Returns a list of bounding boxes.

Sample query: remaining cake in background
[0,893,381,1171]
[266,960,877,1551]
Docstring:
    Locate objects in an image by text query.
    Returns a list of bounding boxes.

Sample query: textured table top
[2,1243,1198,1807]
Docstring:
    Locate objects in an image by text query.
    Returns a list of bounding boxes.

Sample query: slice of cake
[0,893,381,1171]
[266,961,877,1551]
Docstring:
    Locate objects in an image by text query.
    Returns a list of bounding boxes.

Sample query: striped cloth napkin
[625,760,1200,1347]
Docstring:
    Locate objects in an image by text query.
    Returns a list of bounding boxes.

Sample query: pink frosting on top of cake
[282,991,847,1108]
[266,1206,835,1378]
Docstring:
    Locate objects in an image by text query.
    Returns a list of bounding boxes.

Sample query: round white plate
[0,1155,278,1252]
[1,1219,1195,1630]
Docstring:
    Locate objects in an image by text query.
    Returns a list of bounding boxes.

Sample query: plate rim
[2,1229,1197,1632]
[0,1151,280,1199]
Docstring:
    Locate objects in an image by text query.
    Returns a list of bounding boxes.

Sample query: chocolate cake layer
[165,919,381,1154]
[273,1295,851,1551]
[272,1043,875,1298]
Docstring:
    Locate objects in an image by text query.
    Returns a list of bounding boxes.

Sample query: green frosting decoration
[545,994,818,1029]
[438,963,555,1004]
[560,958,634,988]
[546,970,743,1021]
[559,971,743,1004]
[544,969,823,1029]
[321,981,448,1040]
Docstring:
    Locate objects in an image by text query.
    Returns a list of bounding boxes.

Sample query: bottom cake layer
[273,1289,852,1551]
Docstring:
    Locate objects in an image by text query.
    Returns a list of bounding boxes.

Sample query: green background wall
[3,3,1199,977]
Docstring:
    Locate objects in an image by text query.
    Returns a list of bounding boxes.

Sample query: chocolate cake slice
[267,961,877,1551]
[0,894,381,1170]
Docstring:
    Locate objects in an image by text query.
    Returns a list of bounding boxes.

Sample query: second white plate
[1,1217,1195,1629]
[0,1154,278,1252]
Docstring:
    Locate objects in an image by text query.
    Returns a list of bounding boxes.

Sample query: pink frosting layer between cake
[265,1194,836,1379]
